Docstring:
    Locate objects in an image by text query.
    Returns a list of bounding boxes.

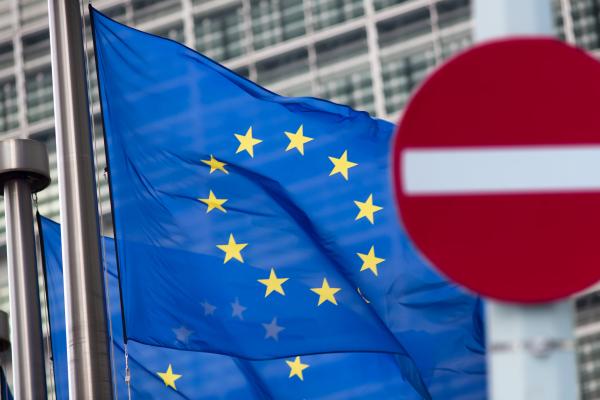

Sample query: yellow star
[286,356,309,381]
[235,127,262,157]
[354,194,383,224]
[157,364,182,390]
[258,268,289,297]
[198,190,227,213]
[201,155,228,174]
[329,150,358,180]
[285,125,313,155]
[357,246,385,276]
[216,234,248,263]
[310,278,341,306]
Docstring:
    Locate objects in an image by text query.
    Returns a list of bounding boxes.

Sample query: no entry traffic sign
[393,38,600,303]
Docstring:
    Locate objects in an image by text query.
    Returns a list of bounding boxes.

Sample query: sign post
[474,3,576,398]
[486,301,576,399]
[392,1,596,399]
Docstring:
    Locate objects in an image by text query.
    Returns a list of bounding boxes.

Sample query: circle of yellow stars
[159,124,387,388]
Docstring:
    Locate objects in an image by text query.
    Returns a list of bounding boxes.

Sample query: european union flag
[0,368,12,400]
[39,215,430,399]
[91,7,485,397]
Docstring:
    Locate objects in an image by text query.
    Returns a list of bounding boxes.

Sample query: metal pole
[487,301,578,400]
[473,1,579,399]
[474,0,554,41]
[47,1,113,398]
[0,139,50,399]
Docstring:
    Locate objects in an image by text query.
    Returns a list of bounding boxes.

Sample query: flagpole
[474,1,579,399]
[0,139,49,399]
[47,1,113,398]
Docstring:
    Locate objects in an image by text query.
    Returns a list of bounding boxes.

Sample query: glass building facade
[0,0,598,397]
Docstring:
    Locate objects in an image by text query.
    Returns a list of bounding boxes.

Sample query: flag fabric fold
[90,7,485,397]
[39,215,427,399]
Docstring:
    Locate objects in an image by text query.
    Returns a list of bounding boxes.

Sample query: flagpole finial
[0,139,50,194]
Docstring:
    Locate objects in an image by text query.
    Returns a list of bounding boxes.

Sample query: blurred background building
[0,0,599,398]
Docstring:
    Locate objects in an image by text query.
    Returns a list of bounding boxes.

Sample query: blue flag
[0,368,12,400]
[39,215,430,399]
[91,7,485,397]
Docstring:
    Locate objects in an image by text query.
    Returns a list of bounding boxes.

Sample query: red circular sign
[393,38,600,303]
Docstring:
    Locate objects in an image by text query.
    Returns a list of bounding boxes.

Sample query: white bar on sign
[402,145,600,195]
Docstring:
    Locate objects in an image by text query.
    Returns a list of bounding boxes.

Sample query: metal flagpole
[473,1,579,399]
[0,139,49,399]
[47,1,114,398]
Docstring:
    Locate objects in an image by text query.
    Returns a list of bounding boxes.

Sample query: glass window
[87,51,100,107]
[281,0,306,40]
[0,79,18,132]
[26,68,54,123]
[320,67,375,115]
[311,0,364,30]
[440,29,472,59]
[22,29,50,63]
[234,67,250,79]
[436,0,471,29]
[19,0,47,27]
[132,0,181,25]
[577,291,600,326]
[381,44,436,114]
[151,23,185,44]
[257,48,309,84]
[554,0,568,42]
[0,0,13,36]
[0,42,13,71]
[377,7,432,47]
[251,0,306,50]
[578,332,600,400]
[568,0,600,50]
[0,277,8,315]
[195,6,245,62]
[316,28,367,67]
[104,5,128,22]
[280,82,312,97]
[374,0,411,10]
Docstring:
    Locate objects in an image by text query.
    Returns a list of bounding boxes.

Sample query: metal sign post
[473,0,554,41]
[0,139,49,399]
[474,1,579,399]
[394,1,586,399]
[487,301,578,399]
